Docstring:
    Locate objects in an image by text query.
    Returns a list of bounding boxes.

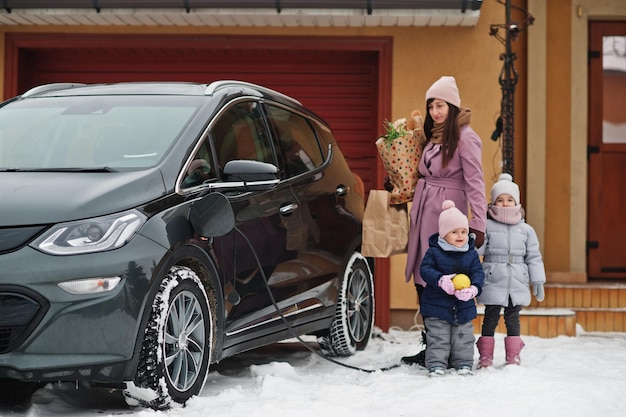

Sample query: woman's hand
[383,176,393,192]
[470,228,484,248]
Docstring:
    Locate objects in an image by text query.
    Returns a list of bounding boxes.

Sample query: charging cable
[233,226,401,373]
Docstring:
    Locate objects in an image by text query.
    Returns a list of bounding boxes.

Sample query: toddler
[476,173,546,367]
[419,200,484,377]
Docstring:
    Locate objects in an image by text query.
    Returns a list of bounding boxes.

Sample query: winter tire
[318,253,374,357]
[123,266,213,409]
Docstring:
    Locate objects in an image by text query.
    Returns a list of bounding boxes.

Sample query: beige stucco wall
[525,0,626,285]
[388,2,518,310]
[394,0,626,319]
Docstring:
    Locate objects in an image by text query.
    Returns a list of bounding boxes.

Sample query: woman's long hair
[424,98,460,167]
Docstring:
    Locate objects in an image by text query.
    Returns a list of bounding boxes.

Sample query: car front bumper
[0,234,168,383]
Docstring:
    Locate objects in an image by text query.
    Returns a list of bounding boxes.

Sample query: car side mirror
[222,160,280,191]
[223,159,278,181]
[189,192,235,237]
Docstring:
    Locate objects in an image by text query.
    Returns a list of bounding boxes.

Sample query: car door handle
[336,184,349,197]
[280,203,299,216]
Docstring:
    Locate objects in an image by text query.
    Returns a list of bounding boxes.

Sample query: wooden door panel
[596,153,626,272]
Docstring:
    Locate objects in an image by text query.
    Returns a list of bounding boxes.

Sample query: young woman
[401,76,487,366]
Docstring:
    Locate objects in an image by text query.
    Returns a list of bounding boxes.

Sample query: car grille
[0,226,46,253]
[0,292,47,353]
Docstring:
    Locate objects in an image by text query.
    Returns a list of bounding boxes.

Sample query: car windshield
[0,95,203,170]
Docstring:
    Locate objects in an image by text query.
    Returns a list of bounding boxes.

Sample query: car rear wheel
[318,253,374,357]
[123,266,213,410]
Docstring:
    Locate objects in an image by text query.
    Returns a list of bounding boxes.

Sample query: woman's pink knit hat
[439,200,468,237]
[426,76,461,108]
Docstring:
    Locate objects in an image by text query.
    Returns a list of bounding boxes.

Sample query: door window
[212,101,275,175]
[265,105,323,178]
[602,36,626,144]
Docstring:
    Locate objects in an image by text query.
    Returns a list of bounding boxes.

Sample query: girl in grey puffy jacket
[476,173,546,368]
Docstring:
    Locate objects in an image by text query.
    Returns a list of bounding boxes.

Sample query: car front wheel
[318,253,374,357]
[123,266,213,409]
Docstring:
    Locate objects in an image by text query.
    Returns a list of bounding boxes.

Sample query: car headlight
[31,210,146,255]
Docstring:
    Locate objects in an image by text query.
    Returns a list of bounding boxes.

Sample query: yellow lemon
[452,273,471,290]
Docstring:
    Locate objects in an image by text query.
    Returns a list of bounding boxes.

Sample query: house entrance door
[588,22,626,279]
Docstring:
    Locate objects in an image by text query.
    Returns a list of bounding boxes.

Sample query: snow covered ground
[7,327,626,417]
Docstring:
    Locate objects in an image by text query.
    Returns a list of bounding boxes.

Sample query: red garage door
[9,35,385,194]
[6,33,394,330]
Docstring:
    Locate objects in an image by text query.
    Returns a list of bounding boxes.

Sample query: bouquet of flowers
[375,110,426,205]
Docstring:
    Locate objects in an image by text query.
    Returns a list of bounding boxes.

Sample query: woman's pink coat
[404,125,487,286]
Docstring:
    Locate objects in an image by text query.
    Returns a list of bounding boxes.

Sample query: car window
[211,101,275,175]
[265,104,324,179]
[311,120,334,159]
[181,141,215,188]
[0,95,203,170]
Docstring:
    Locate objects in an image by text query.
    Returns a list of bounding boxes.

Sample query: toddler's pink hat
[439,200,468,238]
[426,76,461,108]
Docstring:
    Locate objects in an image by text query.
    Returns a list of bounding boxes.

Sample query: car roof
[19,80,303,107]
[8,80,328,130]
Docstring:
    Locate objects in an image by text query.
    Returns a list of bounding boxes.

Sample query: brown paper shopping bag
[361,190,409,257]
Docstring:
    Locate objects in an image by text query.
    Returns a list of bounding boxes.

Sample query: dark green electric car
[0,81,374,409]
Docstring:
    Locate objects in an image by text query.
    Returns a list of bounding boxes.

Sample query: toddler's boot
[476,336,495,368]
[504,336,525,365]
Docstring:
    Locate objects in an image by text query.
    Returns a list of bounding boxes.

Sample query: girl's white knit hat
[425,76,461,108]
[490,173,520,204]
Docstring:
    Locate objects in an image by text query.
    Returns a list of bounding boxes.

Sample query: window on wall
[602,36,626,144]
[265,104,324,179]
